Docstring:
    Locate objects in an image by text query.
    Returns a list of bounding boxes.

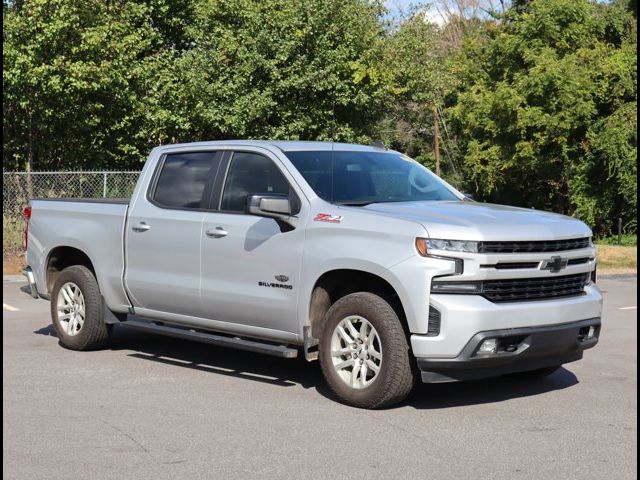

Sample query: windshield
[285,150,460,205]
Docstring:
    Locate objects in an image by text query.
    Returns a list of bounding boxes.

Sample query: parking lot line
[3,303,19,312]
[619,306,637,310]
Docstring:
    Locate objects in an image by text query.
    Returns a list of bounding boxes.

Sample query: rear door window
[152,152,221,209]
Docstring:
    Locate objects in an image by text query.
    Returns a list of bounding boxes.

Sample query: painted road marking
[619,306,637,310]
[3,303,19,312]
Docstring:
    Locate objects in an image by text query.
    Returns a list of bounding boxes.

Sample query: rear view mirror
[247,194,296,228]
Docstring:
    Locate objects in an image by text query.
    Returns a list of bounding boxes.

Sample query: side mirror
[462,192,475,202]
[247,194,296,227]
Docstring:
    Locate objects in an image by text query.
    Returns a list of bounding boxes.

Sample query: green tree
[446,0,637,234]
[139,0,388,145]
[3,0,161,170]
[378,14,447,167]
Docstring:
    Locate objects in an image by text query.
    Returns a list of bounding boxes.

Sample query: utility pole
[433,107,441,176]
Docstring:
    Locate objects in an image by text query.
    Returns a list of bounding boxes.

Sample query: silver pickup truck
[23,141,602,408]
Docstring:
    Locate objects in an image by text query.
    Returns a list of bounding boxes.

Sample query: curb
[3,275,25,283]
[599,274,637,280]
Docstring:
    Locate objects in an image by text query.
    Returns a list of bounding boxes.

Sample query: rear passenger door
[125,150,222,318]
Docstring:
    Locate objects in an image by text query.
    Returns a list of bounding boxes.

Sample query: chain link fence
[3,171,141,254]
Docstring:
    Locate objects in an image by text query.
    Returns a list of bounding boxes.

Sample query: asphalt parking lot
[3,277,637,480]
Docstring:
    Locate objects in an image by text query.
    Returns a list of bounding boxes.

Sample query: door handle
[132,222,151,232]
[205,227,228,238]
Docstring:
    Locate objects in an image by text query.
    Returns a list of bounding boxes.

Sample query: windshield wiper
[338,201,375,206]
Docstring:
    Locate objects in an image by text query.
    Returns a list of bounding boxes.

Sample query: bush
[3,217,24,255]
[595,234,637,246]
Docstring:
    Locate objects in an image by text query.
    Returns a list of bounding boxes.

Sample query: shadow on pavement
[33,324,56,336]
[34,321,579,409]
[404,367,578,410]
[109,324,328,392]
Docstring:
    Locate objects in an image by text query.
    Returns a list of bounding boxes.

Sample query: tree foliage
[2,0,637,234]
[446,0,637,234]
[140,0,388,145]
[3,0,161,170]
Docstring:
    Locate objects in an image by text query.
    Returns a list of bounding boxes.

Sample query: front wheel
[50,265,111,351]
[319,292,415,409]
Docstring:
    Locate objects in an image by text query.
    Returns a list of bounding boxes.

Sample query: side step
[121,318,298,359]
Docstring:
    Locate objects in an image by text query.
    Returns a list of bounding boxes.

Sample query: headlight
[415,238,480,255]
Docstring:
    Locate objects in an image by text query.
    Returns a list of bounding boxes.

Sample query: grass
[595,234,637,247]
[3,217,23,252]
[596,244,637,275]
[3,217,25,275]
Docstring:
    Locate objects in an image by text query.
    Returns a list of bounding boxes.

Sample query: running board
[121,318,298,359]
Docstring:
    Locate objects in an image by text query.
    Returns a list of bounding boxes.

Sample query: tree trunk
[434,107,441,176]
[26,112,34,201]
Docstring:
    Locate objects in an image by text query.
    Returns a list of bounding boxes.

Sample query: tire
[319,292,415,409]
[508,366,561,379]
[50,265,110,351]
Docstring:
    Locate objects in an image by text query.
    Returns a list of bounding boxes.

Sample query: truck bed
[32,197,130,205]
[27,198,131,311]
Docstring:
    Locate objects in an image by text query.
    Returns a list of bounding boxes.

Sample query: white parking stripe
[3,303,19,312]
[619,306,637,310]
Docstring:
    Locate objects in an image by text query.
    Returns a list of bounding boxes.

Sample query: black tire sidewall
[50,265,108,350]
[319,292,413,408]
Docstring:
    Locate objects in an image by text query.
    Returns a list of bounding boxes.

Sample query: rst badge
[314,213,344,223]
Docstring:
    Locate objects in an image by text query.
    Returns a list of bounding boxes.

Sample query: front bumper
[417,318,600,383]
[411,283,602,357]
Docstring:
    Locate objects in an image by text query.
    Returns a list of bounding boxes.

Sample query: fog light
[478,338,498,354]
[588,326,596,339]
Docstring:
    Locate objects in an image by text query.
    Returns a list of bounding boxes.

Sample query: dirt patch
[3,252,25,275]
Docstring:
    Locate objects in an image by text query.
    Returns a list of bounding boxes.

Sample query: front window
[221,152,290,213]
[285,150,459,205]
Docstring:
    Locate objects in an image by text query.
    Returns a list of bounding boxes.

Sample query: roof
[155,140,391,153]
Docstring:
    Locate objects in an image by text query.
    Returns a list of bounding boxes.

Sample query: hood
[359,201,592,241]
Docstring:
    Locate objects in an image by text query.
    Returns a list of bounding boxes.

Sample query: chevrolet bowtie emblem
[540,256,568,273]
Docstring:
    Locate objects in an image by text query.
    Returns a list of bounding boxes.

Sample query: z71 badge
[314,213,344,223]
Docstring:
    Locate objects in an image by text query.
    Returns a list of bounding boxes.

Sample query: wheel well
[309,269,408,338]
[46,246,96,293]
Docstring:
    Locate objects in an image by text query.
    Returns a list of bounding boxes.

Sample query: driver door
[200,150,306,334]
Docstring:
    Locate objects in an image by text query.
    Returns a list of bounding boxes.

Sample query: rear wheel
[319,292,415,409]
[50,265,110,350]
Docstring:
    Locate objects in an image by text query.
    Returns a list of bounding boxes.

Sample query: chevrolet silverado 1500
[23,141,602,408]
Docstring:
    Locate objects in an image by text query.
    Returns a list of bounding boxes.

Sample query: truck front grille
[482,273,591,302]
[479,237,591,253]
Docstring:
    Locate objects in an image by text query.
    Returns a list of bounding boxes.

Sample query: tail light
[23,206,31,250]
